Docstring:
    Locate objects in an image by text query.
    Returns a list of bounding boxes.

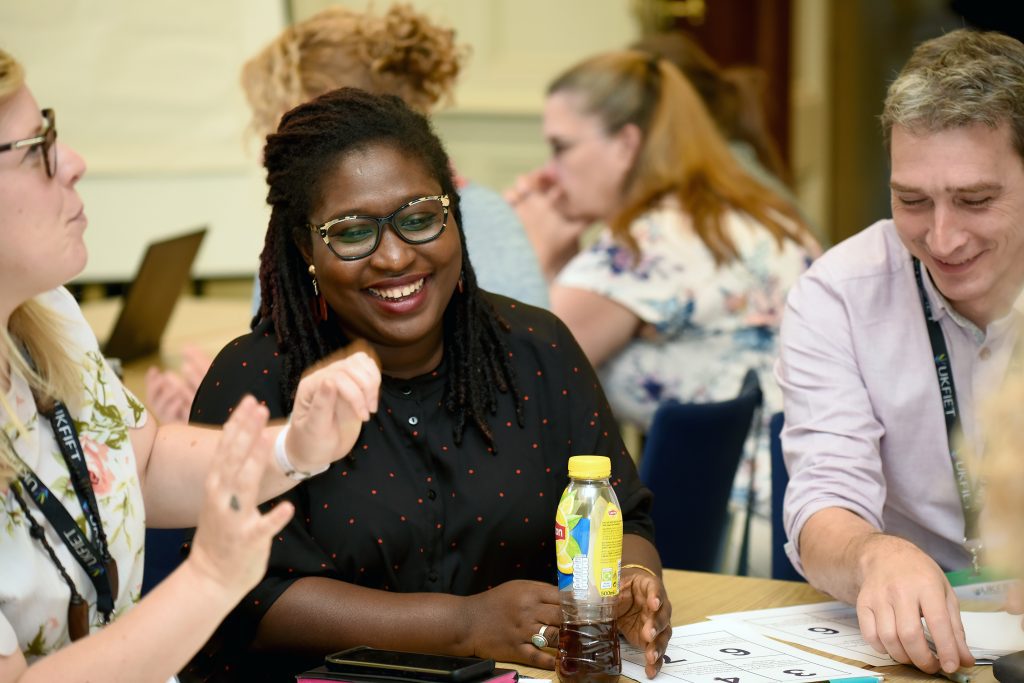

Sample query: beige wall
[3,0,844,281]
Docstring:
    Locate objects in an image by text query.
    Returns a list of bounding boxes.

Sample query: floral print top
[557,198,812,512]
[0,287,148,659]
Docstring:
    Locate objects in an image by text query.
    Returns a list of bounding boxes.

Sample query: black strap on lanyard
[16,400,117,621]
[912,258,981,550]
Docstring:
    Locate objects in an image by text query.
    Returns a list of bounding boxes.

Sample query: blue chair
[141,527,189,595]
[639,369,763,573]
[769,411,804,581]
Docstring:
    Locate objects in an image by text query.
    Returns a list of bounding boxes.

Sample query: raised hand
[465,580,562,670]
[286,345,382,474]
[186,396,295,600]
[615,569,672,678]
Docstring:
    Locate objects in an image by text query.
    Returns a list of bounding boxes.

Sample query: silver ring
[530,625,549,649]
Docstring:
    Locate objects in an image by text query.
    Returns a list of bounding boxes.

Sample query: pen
[825,677,882,683]
[936,670,971,683]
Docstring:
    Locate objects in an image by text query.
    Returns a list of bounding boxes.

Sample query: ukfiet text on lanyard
[912,257,1024,574]
[4,398,119,642]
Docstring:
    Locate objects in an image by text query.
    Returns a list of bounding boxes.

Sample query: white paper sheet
[706,602,895,667]
[620,620,882,683]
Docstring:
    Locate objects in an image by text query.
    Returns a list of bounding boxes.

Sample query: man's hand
[854,534,973,673]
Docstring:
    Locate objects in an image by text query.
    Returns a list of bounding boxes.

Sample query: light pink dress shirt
[776,219,1022,575]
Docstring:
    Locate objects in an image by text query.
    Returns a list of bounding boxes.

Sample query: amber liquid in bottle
[556,619,621,683]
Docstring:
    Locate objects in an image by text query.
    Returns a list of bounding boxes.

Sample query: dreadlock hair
[256,87,523,449]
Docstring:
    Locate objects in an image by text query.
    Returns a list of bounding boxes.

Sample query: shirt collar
[918,261,1024,343]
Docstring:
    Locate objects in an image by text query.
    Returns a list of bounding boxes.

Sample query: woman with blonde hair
[0,48,380,683]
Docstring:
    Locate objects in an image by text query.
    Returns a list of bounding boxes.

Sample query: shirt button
[401,386,413,396]
[428,570,439,582]
[408,416,419,426]
[979,347,992,360]
[427,489,437,500]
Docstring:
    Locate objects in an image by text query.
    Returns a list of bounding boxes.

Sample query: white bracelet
[274,423,329,481]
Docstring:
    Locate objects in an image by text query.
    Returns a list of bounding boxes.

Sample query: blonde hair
[241,3,468,138]
[980,366,1024,576]
[0,49,81,486]
[549,50,808,264]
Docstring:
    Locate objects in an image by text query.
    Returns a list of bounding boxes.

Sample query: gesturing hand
[855,535,973,674]
[465,580,562,670]
[286,345,382,473]
[616,569,672,678]
[187,396,295,601]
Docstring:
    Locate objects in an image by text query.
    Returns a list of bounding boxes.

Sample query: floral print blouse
[557,198,813,512]
[0,287,148,660]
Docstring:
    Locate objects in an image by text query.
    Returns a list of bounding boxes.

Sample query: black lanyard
[912,258,983,569]
[15,400,117,621]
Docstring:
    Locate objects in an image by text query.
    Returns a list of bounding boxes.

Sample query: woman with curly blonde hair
[241,3,546,311]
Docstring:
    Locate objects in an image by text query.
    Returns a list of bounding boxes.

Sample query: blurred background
[0,0,1018,291]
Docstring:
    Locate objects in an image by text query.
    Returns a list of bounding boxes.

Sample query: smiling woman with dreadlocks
[184,88,668,683]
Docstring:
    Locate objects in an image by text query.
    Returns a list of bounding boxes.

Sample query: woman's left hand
[286,346,382,472]
[616,568,673,678]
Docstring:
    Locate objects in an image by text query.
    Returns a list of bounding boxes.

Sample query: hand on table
[616,568,672,678]
[286,345,381,473]
[465,579,562,670]
[854,535,973,674]
[187,396,295,600]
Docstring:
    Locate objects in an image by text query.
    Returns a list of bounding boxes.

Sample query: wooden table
[514,570,994,683]
[80,296,252,397]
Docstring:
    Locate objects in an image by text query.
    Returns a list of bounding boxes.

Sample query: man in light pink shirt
[777,29,1024,676]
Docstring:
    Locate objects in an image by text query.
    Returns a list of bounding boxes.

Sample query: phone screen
[325,647,495,682]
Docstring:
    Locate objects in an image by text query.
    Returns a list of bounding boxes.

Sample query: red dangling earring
[309,264,328,322]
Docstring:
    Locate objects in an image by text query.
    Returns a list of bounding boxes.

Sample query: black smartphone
[325,646,495,683]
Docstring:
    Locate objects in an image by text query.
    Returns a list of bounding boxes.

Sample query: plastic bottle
[554,455,623,683]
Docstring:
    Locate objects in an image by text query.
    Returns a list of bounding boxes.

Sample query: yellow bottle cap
[568,455,611,479]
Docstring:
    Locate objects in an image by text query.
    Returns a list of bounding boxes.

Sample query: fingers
[945,588,974,667]
[866,601,914,666]
[181,345,213,391]
[856,602,887,655]
[256,500,295,537]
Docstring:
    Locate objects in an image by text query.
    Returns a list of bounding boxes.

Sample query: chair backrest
[639,369,763,572]
[769,411,804,581]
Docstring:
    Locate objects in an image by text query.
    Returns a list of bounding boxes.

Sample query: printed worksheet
[706,602,896,667]
[621,620,881,683]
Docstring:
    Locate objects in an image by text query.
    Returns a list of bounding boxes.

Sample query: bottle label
[595,501,622,597]
[556,490,585,591]
[555,487,622,598]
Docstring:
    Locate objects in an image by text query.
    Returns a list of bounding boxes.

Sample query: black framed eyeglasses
[0,109,57,178]
[310,194,450,261]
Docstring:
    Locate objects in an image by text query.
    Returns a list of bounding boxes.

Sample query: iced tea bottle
[555,455,623,683]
